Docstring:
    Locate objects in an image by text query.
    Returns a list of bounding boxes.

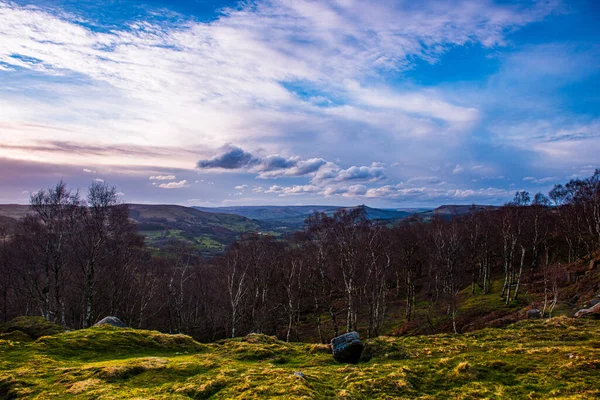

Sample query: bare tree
[29,181,81,324]
[71,181,119,327]
[223,243,247,338]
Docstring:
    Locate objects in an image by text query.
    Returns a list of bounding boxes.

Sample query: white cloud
[364,184,511,202]
[0,0,558,170]
[343,184,368,197]
[266,184,320,196]
[149,175,176,180]
[491,120,600,166]
[523,176,557,184]
[234,184,248,190]
[257,158,328,179]
[333,165,386,183]
[345,83,479,127]
[158,180,189,189]
[452,164,464,175]
[0,0,580,206]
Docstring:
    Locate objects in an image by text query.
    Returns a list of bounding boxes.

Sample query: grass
[1,317,599,399]
[0,316,66,340]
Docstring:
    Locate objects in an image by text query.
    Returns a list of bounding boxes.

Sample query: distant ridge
[192,205,422,229]
[127,204,265,254]
[417,204,500,220]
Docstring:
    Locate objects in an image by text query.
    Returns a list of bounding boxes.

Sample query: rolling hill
[417,205,501,221]
[0,204,32,220]
[0,205,31,233]
[0,203,500,253]
[193,205,421,230]
[127,204,268,253]
[0,204,268,254]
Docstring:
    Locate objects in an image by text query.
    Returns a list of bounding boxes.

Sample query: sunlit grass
[1,317,599,399]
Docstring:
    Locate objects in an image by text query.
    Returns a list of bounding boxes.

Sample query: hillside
[0,204,269,254]
[417,205,500,221]
[1,318,598,399]
[0,205,31,232]
[193,205,418,230]
[0,204,31,220]
[127,204,268,253]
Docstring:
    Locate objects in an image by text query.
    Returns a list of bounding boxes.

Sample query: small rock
[293,371,305,379]
[331,332,364,364]
[526,309,542,319]
[93,316,127,328]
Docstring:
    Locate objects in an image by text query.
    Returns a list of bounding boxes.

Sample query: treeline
[1,171,599,342]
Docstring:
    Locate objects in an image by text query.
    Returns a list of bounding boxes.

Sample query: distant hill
[0,204,268,254]
[192,205,420,230]
[0,204,31,220]
[0,205,31,233]
[127,204,268,254]
[0,203,499,251]
[193,205,341,222]
[417,204,500,220]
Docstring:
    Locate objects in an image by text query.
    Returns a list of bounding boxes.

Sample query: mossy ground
[1,318,599,399]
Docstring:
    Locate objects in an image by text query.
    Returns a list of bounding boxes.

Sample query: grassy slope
[127,204,270,253]
[1,318,599,399]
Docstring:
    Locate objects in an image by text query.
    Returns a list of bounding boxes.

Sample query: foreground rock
[574,302,600,319]
[93,316,127,328]
[331,331,363,364]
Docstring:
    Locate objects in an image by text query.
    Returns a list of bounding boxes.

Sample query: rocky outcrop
[331,332,363,364]
[574,302,600,319]
[93,316,127,328]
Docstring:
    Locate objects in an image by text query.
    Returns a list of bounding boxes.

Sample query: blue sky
[0,0,599,207]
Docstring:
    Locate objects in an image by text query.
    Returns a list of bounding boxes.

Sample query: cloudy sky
[1,0,599,207]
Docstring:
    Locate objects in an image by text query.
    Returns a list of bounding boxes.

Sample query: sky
[0,0,599,208]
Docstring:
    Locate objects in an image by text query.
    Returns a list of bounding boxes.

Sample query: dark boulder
[526,309,542,319]
[331,331,363,364]
[93,316,127,328]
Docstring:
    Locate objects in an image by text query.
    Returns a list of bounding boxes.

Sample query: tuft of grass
[361,336,411,362]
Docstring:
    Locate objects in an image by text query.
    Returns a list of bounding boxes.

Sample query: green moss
[1,318,599,398]
[37,325,206,360]
[0,316,66,340]
[0,330,33,342]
